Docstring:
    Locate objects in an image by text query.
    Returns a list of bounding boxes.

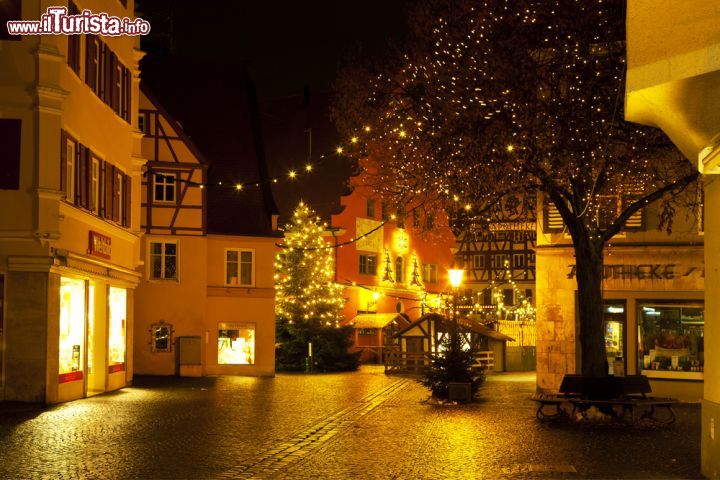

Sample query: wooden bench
[531,375,677,425]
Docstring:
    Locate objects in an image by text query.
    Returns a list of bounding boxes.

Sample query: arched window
[395,256,404,283]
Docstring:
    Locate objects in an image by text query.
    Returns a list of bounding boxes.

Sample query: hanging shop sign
[88,231,112,259]
[567,264,704,280]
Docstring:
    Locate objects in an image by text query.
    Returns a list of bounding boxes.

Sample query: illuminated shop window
[108,287,126,369]
[225,249,254,286]
[217,323,255,365]
[603,301,626,375]
[638,302,704,375]
[59,277,85,376]
[150,321,174,353]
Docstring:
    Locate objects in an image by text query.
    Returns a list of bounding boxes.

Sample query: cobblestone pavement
[0,367,701,479]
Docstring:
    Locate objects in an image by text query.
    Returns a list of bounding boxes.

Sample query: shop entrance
[603,300,627,375]
[85,283,106,396]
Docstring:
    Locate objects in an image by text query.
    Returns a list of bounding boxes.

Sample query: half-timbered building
[455,194,537,313]
[133,81,279,378]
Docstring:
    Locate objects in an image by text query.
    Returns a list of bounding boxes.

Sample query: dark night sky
[137,0,412,221]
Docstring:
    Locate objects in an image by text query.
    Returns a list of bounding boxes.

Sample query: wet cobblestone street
[0,367,701,479]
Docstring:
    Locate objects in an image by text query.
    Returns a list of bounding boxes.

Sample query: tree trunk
[573,238,608,377]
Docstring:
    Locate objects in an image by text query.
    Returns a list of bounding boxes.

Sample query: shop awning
[349,313,409,329]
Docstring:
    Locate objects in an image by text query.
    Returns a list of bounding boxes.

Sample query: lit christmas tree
[275,202,359,372]
[335,0,699,378]
[275,201,344,326]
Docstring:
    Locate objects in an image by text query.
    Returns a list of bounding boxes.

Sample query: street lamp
[447,267,465,341]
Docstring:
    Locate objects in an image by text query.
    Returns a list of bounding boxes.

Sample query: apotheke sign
[89,231,111,259]
[567,263,704,281]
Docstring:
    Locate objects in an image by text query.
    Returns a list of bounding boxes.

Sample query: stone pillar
[4,271,50,402]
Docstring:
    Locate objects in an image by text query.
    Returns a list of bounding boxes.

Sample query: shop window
[154,173,176,203]
[59,277,85,380]
[108,287,126,371]
[218,323,255,365]
[603,301,626,375]
[150,321,174,353]
[226,248,254,286]
[638,302,704,376]
[359,254,377,275]
[422,263,437,283]
[149,241,178,280]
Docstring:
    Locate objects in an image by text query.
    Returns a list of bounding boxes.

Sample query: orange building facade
[327,169,457,361]
[133,85,279,378]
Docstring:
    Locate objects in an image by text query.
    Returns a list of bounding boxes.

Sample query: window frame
[148,240,178,281]
[422,263,438,283]
[224,248,255,287]
[395,256,404,283]
[153,172,177,204]
[90,156,100,214]
[65,138,76,203]
[366,198,375,218]
[359,254,377,276]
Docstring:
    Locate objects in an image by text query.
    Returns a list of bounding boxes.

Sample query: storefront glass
[638,301,704,375]
[603,301,626,375]
[59,277,85,378]
[218,323,255,365]
[108,287,126,370]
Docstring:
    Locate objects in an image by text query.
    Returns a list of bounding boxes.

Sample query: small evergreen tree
[421,324,484,400]
[275,202,359,371]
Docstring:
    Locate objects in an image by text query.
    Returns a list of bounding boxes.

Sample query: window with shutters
[543,201,564,232]
[83,36,131,123]
[116,171,123,223]
[543,195,644,232]
[66,2,81,75]
[90,158,100,214]
[65,139,76,203]
[225,249,254,286]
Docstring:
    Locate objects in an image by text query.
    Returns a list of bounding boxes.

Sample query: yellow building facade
[625,2,720,476]
[133,87,277,378]
[0,1,143,403]
[535,197,704,400]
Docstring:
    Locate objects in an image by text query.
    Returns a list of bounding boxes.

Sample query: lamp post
[448,268,465,343]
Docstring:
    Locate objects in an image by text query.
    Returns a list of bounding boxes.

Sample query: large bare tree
[333,0,699,377]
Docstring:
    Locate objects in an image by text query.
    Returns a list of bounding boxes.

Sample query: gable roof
[396,313,514,342]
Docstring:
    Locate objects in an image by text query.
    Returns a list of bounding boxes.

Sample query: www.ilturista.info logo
[6,6,150,36]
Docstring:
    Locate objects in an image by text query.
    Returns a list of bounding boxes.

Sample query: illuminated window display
[217,323,255,365]
[108,287,127,368]
[638,302,704,375]
[59,277,85,377]
[603,302,625,375]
